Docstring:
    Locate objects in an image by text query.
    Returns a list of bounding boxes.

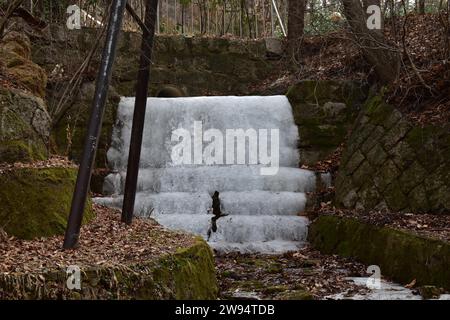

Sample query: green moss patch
[0,87,50,163]
[287,80,368,165]
[335,95,450,213]
[0,167,94,239]
[308,215,450,290]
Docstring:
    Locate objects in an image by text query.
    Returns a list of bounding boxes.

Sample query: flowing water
[95,96,316,253]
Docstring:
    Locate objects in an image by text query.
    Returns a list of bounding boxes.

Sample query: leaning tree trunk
[287,0,306,61]
[342,0,400,84]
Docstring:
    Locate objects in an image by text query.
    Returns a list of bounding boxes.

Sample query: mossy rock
[0,238,218,300]
[277,289,314,300]
[308,215,450,290]
[0,167,94,239]
[0,140,46,163]
[287,80,368,165]
[0,32,47,98]
[287,80,368,107]
[0,87,50,163]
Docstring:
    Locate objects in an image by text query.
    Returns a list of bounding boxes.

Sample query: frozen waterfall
[95,96,316,253]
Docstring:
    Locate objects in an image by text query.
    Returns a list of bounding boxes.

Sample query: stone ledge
[308,215,450,290]
[0,238,218,300]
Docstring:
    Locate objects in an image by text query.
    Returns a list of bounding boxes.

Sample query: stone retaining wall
[287,80,368,166]
[309,215,450,290]
[335,96,450,214]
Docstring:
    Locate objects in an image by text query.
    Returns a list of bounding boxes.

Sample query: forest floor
[252,13,450,126]
[0,204,195,273]
[214,247,450,300]
[215,248,372,300]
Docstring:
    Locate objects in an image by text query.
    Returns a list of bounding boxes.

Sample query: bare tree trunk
[418,0,425,14]
[342,0,400,84]
[287,0,306,60]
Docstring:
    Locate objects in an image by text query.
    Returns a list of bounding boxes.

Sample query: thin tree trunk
[287,0,306,60]
[418,0,425,14]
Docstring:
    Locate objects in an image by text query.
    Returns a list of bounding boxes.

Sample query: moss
[0,49,47,98]
[337,93,449,213]
[364,96,398,127]
[0,87,50,163]
[287,80,367,107]
[0,140,46,163]
[234,280,265,290]
[418,286,444,300]
[0,238,218,300]
[0,167,94,239]
[309,215,450,290]
[287,80,368,166]
[168,238,218,299]
[383,181,408,211]
[263,285,289,294]
[277,289,314,300]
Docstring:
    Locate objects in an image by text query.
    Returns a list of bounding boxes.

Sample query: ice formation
[96,96,316,253]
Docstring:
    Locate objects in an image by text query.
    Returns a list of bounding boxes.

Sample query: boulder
[0,166,94,240]
[0,86,50,163]
[0,32,47,98]
[287,80,368,166]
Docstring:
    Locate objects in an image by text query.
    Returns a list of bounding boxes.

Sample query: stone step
[103,166,316,194]
[153,214,309,245]
[95,190,308,216]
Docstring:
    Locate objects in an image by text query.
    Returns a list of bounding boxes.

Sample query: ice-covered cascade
[95,96,316,253]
